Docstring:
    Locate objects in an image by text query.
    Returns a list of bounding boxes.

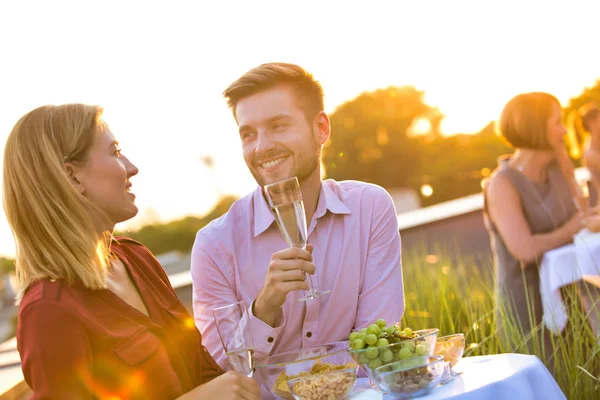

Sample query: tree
[415,122,511,206]
[323,86,434,188]
[322,85,512,206]
[0,257,15,275]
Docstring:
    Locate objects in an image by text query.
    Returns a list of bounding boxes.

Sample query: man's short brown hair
[497,92,560,150]
[223,62,324,121]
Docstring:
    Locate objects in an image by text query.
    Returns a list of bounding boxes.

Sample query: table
[540,229,600,334]
[348,353,565,400]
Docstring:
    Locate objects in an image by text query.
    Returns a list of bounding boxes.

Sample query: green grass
[400,247,600,399]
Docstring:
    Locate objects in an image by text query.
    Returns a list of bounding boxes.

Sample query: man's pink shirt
[191,179,405,368]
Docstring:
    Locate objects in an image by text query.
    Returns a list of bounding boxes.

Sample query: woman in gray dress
[483,92,585,355]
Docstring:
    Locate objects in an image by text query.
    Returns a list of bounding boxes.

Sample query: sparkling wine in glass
[264,176,330,302]
[212,301,255,377]
[574,176,590,215]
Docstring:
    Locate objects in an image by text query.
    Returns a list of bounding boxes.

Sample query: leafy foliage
[0,257,15,275]
[323,86,511,205]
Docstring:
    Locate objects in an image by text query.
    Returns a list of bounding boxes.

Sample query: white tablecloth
[348,353,565,400]
[540,229,600,334]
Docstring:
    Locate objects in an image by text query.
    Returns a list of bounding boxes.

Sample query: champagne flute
[212,301,255,377]
[264,176,330,302]
[574,176,590,215]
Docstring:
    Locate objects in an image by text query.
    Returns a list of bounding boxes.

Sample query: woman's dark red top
[17,237,223,399]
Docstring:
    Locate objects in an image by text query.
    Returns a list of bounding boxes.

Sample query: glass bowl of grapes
[254,342,359,399]
[371,355,445,398]
[434,333,465,367]
[346,319,439,389]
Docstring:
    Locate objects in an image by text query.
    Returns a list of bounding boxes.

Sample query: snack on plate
[272,362,356,399]
[287,367,356,400]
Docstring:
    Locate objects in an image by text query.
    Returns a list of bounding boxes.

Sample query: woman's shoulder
[485,164,516,193]
[19,279,83,319]
[112,236,157,264]
[112,236,147,251]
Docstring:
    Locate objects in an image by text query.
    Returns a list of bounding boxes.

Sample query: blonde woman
[483,92,585,353]
[3,104,260,399]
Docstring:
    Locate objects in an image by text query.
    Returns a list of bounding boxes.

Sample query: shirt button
[306,332,312,338]
[267,337,274,343]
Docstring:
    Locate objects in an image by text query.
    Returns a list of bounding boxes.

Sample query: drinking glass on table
[264,176,330,302]
[574,176,591,216]
[212,301,255,377]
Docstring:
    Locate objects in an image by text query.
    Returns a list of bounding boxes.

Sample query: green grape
[403,327,413,336]
[380,349,394,363]
[392,362,404,372]
[399,330,407,338]
[402,342,416,352]
[397,347,413,360]
[365,347,379,359]
[349,332,359,342]
[365,334,378,346]
[358,332,367,342]
[366,324,381,336]
[351,339,366,350]
[358,352,369,364]
[387,325,396,334]
[376,319,387,328]
[368,358,383,370]
[415,343,428,356]
[376,338,389,347]
[359,328,368,334]
[402,358,423,369]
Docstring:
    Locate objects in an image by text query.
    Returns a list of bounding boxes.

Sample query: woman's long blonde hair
[3,104,112,302]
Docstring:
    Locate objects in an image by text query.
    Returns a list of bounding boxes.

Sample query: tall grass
[400,247,600,399]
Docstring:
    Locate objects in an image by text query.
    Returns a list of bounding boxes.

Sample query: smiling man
[191,63,405,371]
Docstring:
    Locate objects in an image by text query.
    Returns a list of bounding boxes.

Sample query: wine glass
[574,176,590,216]
[212,301,255,377]
[264,176,330,302]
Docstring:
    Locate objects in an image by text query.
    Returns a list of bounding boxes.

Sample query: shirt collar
[253,186,276,238]
[253,180,351,238]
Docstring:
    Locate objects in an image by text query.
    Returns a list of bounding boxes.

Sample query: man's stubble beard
[250,131,321,187]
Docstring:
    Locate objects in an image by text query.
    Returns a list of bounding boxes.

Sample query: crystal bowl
[433,333,465,367]
[255,342,358,399]
[372,355,445,398]
[347,328,439,387]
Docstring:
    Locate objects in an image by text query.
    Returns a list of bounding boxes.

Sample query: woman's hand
[564,211,586,237]
[585,213,600,232]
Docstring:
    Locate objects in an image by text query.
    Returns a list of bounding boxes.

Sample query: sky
[0,0,599,257]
